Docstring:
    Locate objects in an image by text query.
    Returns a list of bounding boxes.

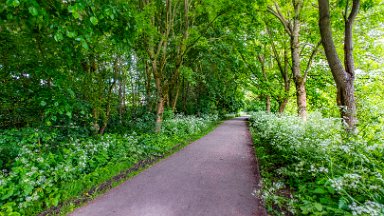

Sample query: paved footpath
[70,117,266,216]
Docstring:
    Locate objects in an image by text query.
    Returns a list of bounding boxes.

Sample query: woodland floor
[69,117,266,216]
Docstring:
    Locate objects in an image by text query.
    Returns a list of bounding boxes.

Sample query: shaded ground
[70,117,266,216]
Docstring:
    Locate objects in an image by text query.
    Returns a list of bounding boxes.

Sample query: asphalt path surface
[70,117,266,216]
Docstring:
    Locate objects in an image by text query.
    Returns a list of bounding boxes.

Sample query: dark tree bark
[318,0,359,131]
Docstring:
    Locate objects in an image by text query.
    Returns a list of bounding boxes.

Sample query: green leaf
[52,196,59,206]
[66,31,77,38]
[313,187,326,194]
[313,203,323,211]
[1,187,14,200]
[28,7,38,16]
[6,0,20,7]
[90,16,98,25]
[54,32,64,42]
[338,198,349,209]
[72,11,80,19]
[23,184,34,195]
[81,40,89,50]
[40,101,47,106]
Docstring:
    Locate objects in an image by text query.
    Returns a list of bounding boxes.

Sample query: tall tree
[268,0,320,119]
[318,0,360,130]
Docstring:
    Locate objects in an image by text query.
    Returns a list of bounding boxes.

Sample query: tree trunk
[172,82,180,112]
[279,98,289,113]
[99,58,119,135]
[291,25,307,120]
[295,77,307,119]
[153,60,164,133]
[118,65,126,122]
[183,79,189,113]
[266,96,271,113]
[279,50,291,114]
[318,0,359,130]
[155,96,164,133]
[144,61,153,112]
[268,0,307,119]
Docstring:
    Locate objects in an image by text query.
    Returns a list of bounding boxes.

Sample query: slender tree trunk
[268,0,307,119]
[152,60,164,133]
[318,0,359,130]
[172,82,180,112]
[279,98,289,113]
[92,108,100,133]
[294,77,307,119]
[128,67,136,114]
[155,96,164,133]
[266,96,271,113]
[118,67,124,123]
[144,61,153,112]
[279,49,291,113]
[291,23,307,119]
[99,58,119,135]
[183,79,188,113]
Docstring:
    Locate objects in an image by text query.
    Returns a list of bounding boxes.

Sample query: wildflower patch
[249,112,384,216]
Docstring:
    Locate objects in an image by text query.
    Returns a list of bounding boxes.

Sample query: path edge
[245,117,268,216]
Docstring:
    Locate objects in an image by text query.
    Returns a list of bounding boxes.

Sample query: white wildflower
[330,178,343,191]
[319,167,329,173]
[349,201,384,216]
[340,145,350,153]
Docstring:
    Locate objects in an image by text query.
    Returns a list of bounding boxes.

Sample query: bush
[249,112,384,216]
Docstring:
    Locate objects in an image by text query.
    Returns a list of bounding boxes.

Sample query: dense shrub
[249,112,384,215]
[0,114,218,215]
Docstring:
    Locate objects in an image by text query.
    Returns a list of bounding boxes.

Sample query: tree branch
[267,3,292,35]
[303,40,321,80]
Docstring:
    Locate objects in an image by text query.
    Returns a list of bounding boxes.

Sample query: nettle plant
[250,112,384,215]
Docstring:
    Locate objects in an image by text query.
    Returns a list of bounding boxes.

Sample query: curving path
[70,117,266,216]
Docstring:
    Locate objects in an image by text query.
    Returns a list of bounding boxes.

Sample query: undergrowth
[249,112,384,215]
[0,114,219,215]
